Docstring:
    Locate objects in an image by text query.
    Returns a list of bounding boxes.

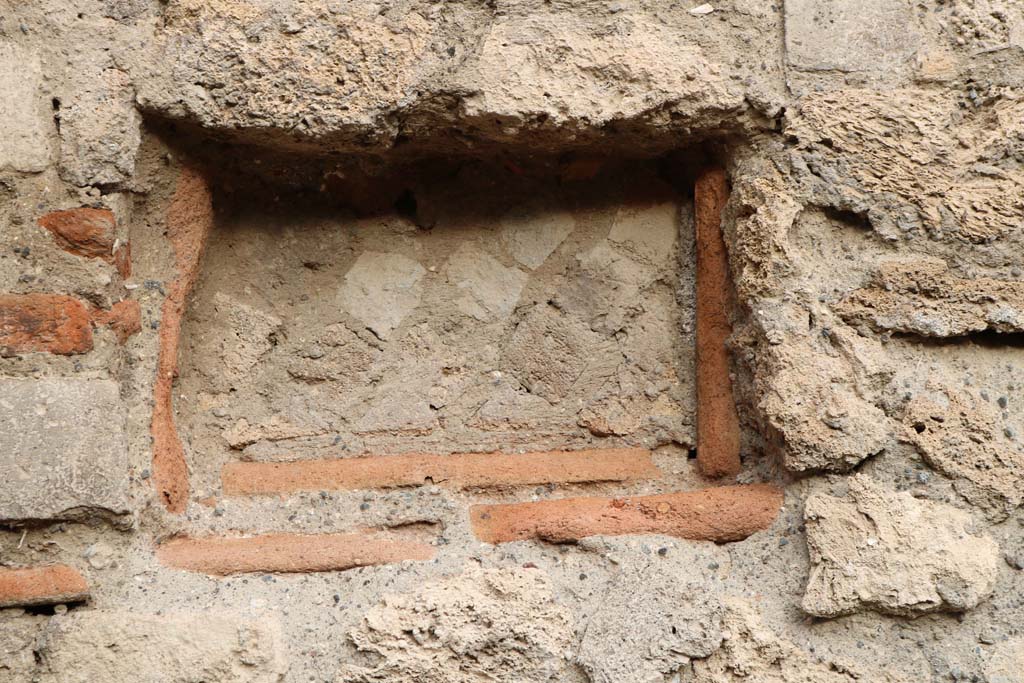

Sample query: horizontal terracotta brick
[222,448,659,495]
[0,564,90,608]
[0,294,93,355]
[157,532,436,576]
[37,207,116,260]
[470,483,782,544]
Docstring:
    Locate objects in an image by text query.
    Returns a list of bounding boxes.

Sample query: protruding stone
[803,475,1000,617]
[340,566,573,682]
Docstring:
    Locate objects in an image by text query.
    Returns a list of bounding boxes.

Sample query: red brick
[222,448,659,496]
[0,293,93,355]
[0,564,90,608]
[470,483,782,544]
[92,299,141,344]
[695,168,742,478]
[157,532,436,576]
[37,207,116,260]
[152,167,214,514]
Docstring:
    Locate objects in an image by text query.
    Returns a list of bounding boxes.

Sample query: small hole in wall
[393,188,418,220]
[913,423,926,434]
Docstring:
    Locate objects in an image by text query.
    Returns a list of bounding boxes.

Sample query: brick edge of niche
[221,448,659,496]
[694,167,743,478]
[156,532,436,576]
[151,167,215,515]
[0,564,90,609]
[469,483,783,544]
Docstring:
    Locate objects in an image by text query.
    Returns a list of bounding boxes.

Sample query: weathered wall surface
[1,0,1023,681]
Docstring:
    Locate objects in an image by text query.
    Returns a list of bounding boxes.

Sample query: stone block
[36,611,286,682]
[0,378,129,522]
[0,41,53,172]
[785,0,917,73]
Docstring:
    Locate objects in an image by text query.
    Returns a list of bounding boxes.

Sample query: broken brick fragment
[0,293,93,355]
[0,564,90,609]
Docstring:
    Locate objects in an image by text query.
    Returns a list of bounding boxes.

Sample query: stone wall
[1,1,1023,681]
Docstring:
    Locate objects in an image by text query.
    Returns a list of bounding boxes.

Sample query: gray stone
[803,475,1000,617]
[338,251,426,339]
[36,611,286,683]
[57,66,142,186]
[444,243,527,321]
[785,0,917,73]
[0,41,53,172]
[500,209,575,270]
[606,201,679,268]
[577,546,723,683]
[0,378,129,522]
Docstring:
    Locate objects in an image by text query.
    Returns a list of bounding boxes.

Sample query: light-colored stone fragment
[0,379,129,522]
[0,41,52,172]
[36,611,286,683]
[987,637,1024,683]
[339,251,426,339]
[212,293,283,379]
[759,325,893,472]
[444,243,527,321]
[578,550,723,683]
[340,566,573,683]
[58,67,142,186]
[902,384,1024,520]
[688,599,851,682]
[785,0,917,73]
[607,201,678,267]
[803,475,1000,617]
[838,257,1024,337]
[500,209,575,269]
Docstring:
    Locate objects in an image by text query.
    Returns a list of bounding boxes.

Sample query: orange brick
[92,299,141,344]
[222,448,659,496]
[0,564,90,608]
[157,532,436,576]
[695,168,742,478]
[152,168,214,514]
[37,207,116,260]
[0,293,93,355]
[470,483,782,544]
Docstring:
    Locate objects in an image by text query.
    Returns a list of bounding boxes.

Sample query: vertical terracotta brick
[0,293,93,355]
[157,532,436,575]
[0,564,90,608]
[151,167,215,513]
[694,167,742,478]
[470,484,781,544]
